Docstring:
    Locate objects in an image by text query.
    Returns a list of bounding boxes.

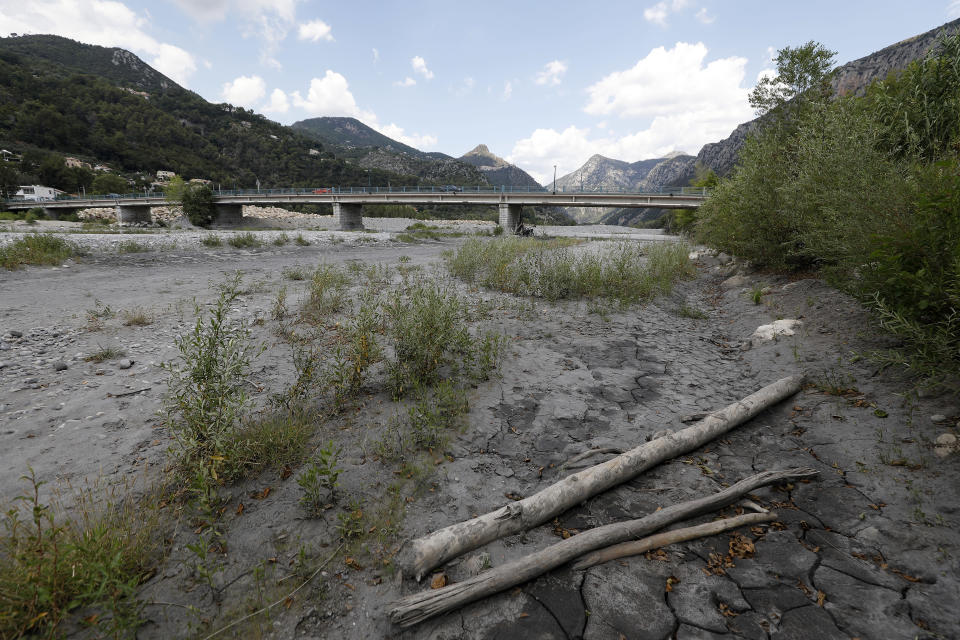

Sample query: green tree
[164,175,186,203]
[91,172,128,194]
[749,41,837,115]
[0,160,20,199]
[181,183,214,227]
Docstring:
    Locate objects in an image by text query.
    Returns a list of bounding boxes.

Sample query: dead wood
[389,467,817,627]
[404,374,804,581]
[571,511,777,570]
[559,447,623,470]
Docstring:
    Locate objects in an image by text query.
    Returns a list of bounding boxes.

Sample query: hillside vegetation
[695,34,960,385]
[0,36,412,191]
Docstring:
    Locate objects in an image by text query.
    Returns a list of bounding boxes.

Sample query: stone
[7,330,22,338]
[0,361,7,369]
[751,319,802,344]
[53,361,67,371]
[935,433,957,447]
[118,359,134,370]
[721,274,750,289]
[930,414,948,424]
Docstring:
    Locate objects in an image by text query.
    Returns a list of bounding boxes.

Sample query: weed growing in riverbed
[228,232,262,248]
[116,239,151,253]
[0,234,78,269]
[298,440,342,515]
[201,234,222,247]
[294,233,310,246]
[273,233,290,246]
[302,263,351,321]
[84,345,126,362]
[407,380,469,450]
[122,307,153,326]
[445,237,694,305]
[164,277,263,499]
[0,469,166,638]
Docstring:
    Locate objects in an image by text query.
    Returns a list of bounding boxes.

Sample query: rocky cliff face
[694,18,960,178]
[459,144,542,188]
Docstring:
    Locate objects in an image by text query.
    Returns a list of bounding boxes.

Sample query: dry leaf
[430,573,447,589]
[235,502,244,516]
[816,590,826,607]
[665,575,680,592]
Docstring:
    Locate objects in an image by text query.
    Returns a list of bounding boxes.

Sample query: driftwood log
[405,374,804,581]
[389,467,817,627]
[571,511,777,570]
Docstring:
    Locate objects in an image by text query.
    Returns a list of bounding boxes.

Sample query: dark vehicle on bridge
[438,185,462,192]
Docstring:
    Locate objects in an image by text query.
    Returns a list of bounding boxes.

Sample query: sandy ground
[0,218,958,639]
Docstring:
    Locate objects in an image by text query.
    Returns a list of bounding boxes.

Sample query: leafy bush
[227,231,261,248]
[298,441,342,515]
[164,277,261,497]
[383,281,473,396]
[200,234,222,247]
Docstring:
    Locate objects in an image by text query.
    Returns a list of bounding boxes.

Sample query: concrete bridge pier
[498,203,522,233]
[214,203,243,225]
[117,205,152,225]
[333,202,364,230]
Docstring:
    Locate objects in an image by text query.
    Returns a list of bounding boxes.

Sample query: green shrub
[116,239,151,253]
[227,231,261,248]
[0,234,77,269]
[298,440,342,515]
[383,282,474,396]
[164,278,261,497]
[407,380,469,450]
[200,234,222,247]
[301,263,351,320]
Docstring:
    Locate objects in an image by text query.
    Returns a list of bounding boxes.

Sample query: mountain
[458,144,542,188]
[0,35,411,191]
[292,117,488,185]
[692,18,960,180]
[553,153,692,223]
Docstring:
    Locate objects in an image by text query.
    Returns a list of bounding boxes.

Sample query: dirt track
[1,222,957,639]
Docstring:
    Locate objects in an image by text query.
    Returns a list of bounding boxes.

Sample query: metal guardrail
[6,185,710,205]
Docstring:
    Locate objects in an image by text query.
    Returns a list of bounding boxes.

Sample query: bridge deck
[6,188,707,210]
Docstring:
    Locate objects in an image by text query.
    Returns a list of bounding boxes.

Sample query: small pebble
[118,359,134,370]
[53,361,68,372]
[7,331,22,338]
[931,414,948,424]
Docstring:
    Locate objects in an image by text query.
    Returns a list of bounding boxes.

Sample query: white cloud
[372,48,379,63]
[585,42,749,120]
[394,77,416,87]
[412,56,434,80]
[291,70,376,121]
[502,81,513,100]
[0,0,198,85]
[534,60,567,86]
[950,0,960,19]
[170,0,299,68]
[375,123,437,150]
[298,19,333,42]
[643,0,691,26]
[262,88,289,114]
[511,41,756,183]
[694,7,714,24]
[221,74,266,107]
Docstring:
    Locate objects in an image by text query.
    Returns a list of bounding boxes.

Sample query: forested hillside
[0,35,413,193]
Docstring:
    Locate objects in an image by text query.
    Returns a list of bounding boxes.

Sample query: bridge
[5,186,708,231]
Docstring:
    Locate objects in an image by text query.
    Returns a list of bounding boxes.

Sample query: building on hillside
[14,185,65,201]
[188,178,212,186]
[64,157,92,169]
[156,170,176,181]
[93,164,112,172]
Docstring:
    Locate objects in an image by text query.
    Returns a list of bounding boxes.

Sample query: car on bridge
[312,188,331,194]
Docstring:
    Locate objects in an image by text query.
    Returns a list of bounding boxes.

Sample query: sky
[3,1,960,184]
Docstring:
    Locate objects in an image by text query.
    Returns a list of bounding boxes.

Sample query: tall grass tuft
[445,237,693,304]
[0,234,77,269]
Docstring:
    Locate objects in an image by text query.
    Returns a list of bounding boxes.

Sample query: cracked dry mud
[1,229,958,640]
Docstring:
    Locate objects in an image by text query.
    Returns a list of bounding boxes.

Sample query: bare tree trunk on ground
[404,375,804,581]
[571,511,777,570]
[389,467,817,628]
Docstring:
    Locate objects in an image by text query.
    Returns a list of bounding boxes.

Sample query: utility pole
[553,165,557,194]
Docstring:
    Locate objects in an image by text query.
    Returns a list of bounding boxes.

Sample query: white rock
[751,319,802,344]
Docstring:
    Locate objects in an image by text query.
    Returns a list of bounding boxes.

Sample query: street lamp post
[553,165,557,195]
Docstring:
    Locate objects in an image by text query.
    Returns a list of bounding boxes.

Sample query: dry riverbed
[0,220,958,639]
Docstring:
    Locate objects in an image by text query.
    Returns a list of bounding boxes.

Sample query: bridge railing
[7,185,710,205]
